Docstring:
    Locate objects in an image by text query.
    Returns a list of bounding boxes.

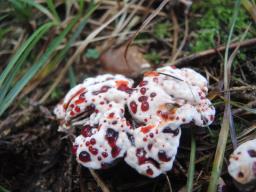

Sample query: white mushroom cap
[228,139,256,185]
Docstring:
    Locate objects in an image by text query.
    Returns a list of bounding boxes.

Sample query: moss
[191,0,253,52]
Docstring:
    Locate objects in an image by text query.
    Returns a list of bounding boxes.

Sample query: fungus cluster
[228,139,256,188]
[54,66,215,177]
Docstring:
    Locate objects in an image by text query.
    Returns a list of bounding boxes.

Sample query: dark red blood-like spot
[162,127,179,136]
[149,133,154,138]
[101,86,111,92]
[74,106,80,112]
[138,96,148,102]
[130,101,137,113]
[111,146,121,158]
[81,125,93,137]
[108,112,115,118]
[70,111,75,116]
[248,150,256,157]
[136,148,147,165]
[141,125,154,134]
[116,81,132,93]
[139,80,148,87]
[143,137,147,142]
[153,77,158,83]
[140,87,147,95]
[158,150,171,162]
[141,101,149,111]
[71,145,78,155]
[79,151,91,162]
[176,116,180,120]
[102,152,108,158]
[209,115,214,121]
[98,156,102,161]
[79,92,86,99]
[147,144,153,150]
[86,141,90,146]
[89,146,98,155]
[105,128,119,148]
[238,172,244,178]
[150,92,156,98]
[170,65,176,69]
[182,118,186,122]
[100,101,105,105]
[146,168,154,176]
[90,138,96,145]
[70,104,75,108]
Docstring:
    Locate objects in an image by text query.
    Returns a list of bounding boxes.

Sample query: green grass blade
[0,185,10,192]
[46,0,60,23]
[0,18,78,116]
[207,0,241,191]
[68,66,76,88]
[187,131,196,192]
[0,22,54,88]
[17,0,56,22]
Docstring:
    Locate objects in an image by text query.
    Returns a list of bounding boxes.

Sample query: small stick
[89,169,110,192]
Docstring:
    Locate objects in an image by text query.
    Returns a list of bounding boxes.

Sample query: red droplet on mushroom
[147,143,153,150]
[130,101,137,113]
[108,112,115,118]
[111,146,121,158]
[81,125,93,137]
[146,168,154,176]
[136,148,147,165]
[70,111,75,116]
[150,92,156,98]
[89,146,98,155]
[149,133,154,138]
[79,151,91,162]
[139,80,148,87]
[140,87,147,95]
[158,150,171,162]
[85,141,90,146]
[138,96,148,102]
[74,106,80,112]
[248,150,256,158]
[90,138,96,145]
[98,156,102,161]
[71,144,78,155]
[141,101,149,111]
[105,128,119,148]
[102,152,108,158]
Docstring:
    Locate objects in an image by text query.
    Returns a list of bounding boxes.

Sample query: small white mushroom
[228,139,256,186]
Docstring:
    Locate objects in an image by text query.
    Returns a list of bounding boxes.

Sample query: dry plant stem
[89,169,110,192]
[208,1,241,190]
[39,7,126,103]
[165,38,256,66]
[165,174,173,192]
[170,13,189,62]
[170,9,179,59]
[124,0,170,64]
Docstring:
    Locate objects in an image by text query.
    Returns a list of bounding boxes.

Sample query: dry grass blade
[89,169,110,192]
[124,0,170,64]
[39,5,127,103]
[207,1,242,191]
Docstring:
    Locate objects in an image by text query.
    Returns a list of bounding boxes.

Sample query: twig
[89,169,110,192]
[170,13,189,62]
[164,38,256,66]
[165,173,173,192]
[170,9,179,60]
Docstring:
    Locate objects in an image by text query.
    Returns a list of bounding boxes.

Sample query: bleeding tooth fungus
[54,66,215,177]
